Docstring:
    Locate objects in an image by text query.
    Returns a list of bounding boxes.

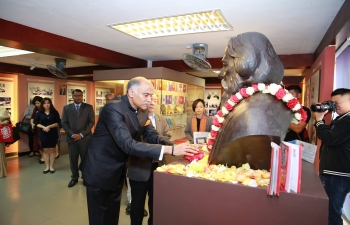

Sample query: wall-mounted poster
[0,81,14,120]
[66,85,87,105]
[28,82,55,105]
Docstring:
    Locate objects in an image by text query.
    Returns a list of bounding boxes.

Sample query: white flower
[262,89,270,93]
[294,112,301,120]
[222,106,229,115]
[292,103,301,111]
[215,115,225,123]
[246,87,255,95]
[227,99,235,106]
[235,92,243,99]
[267,83,281,95]
[291,117,299,124]
[258,83,266,91]
[282,93,294,102]
[211,125,220,131]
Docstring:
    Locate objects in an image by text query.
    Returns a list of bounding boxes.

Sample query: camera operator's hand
[313,111,328,121]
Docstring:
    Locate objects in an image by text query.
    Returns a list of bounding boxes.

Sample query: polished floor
[1,154,350,225]
[0,154,148,225]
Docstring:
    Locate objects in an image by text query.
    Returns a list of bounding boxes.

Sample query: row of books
[161,95,185,105]
[150,79,187,92]
[267,140,317,196]
[165,118,184,129]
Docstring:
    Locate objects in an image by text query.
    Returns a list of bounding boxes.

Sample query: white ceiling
[0,0,345,77]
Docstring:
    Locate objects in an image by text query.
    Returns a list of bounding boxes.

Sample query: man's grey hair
[126,76,150,94]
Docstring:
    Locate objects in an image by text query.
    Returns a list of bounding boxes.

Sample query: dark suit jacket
[128,113,172,182]
[61,102,95,143]
[81,95,171,191]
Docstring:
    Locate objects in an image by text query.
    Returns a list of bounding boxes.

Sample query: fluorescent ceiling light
[0,46,33,57]
[109,10,232,39]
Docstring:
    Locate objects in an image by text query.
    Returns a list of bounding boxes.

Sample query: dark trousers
[86,180,124,225]
[68,138,89,180]
[320,174,350,225]
[27,130,34,152]
[129,163,157,225]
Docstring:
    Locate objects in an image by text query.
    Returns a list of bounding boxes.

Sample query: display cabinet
[93,67,205,141]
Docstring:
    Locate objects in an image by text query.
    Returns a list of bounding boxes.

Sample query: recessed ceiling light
[109,10,232,39]
[0,46,33,57]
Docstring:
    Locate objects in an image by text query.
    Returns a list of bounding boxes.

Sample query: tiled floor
[0,154,148,225]
[1,154,350,225]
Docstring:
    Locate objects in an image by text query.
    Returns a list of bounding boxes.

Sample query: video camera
[310,100,336,112]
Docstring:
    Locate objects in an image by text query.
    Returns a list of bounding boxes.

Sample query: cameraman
[284,85,311,142]
[314,88,350,225]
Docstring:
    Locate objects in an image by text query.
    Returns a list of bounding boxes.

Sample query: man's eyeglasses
[73,94,83,97]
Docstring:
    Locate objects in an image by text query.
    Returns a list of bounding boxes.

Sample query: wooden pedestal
[154,161,328,225]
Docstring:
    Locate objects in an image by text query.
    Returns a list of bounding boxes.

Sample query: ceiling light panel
[0,46,33,57]
[109,10,232,39]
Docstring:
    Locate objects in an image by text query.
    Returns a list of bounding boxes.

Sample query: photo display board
[0,81,14,119]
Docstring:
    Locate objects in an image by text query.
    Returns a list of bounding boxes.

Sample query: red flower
[252,84,258,91]
[230,95,241,103]
[210,130,218,138]
[217,110,224,117]
[239,88,250,98]
[207,138,215,146]
[275,88,287,100]
[286,98,298,110]
[184,151,204,162]
[224,102,234,111]
[212,117,222,127]
[299,108,307,122]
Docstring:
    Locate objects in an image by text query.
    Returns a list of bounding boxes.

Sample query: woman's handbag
[5,125,21,147]
[0,124,15,143]
[15,116,31,134]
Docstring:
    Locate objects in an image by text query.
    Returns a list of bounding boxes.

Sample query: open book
[193,132,209,144]
[267,141,302,196]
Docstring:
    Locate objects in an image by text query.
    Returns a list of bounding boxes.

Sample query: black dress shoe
[125,203,131,215]
[43,169,49,174]
[144,209,148,217]
[39,160,45,164]
[68,180,78,188]
[55,154,60,159]
[49,169,55,174]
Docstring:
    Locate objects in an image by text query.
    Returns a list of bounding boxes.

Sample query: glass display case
[93,67,205,141]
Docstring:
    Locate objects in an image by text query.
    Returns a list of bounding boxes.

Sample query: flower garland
[184,83,307,162]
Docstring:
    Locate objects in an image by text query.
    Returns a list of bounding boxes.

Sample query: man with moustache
[81,77,198,225]
[127,94,171,225]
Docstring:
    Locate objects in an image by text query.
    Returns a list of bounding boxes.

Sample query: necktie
[76,105,80,114]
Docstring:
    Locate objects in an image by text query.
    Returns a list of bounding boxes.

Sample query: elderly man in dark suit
[127,94,171,225]
[61,89,95,188]
[81,77,198,225]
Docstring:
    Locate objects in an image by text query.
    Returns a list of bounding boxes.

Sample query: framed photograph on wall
[0,81,14,120]
[28,82,55,105]
[204,88,221,116]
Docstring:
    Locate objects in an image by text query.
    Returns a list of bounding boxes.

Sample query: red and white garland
[205,83,307,151]
[184,83,307,162]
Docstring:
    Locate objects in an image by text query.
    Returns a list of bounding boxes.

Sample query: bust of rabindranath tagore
[208,32,293,170]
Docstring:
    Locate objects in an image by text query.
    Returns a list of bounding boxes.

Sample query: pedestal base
[154,161,328,225]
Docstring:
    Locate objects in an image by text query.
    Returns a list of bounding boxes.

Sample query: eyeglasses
[73,95,83,97]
